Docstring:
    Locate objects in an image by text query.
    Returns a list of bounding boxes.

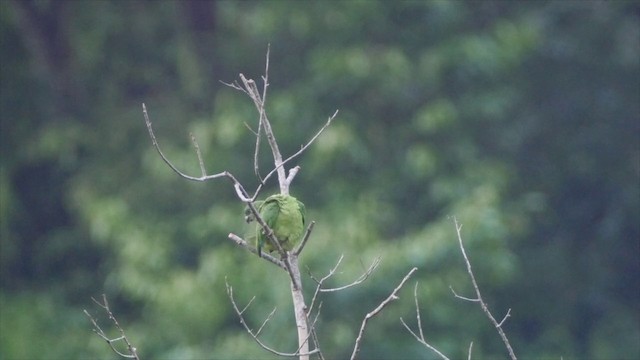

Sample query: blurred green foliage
[1,0,638,359]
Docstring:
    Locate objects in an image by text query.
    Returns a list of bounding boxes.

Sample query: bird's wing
[297,200,306,226]
[260,198,281,232]
[256,198,280,255]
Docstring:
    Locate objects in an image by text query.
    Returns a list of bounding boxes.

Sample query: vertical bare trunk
[288,253,309,360]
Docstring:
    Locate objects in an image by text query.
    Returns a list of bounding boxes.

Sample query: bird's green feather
[254,194,305,256]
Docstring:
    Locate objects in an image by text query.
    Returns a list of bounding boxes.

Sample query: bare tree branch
[400,283,449,360]
[84,294,140,360]
[306,255,380,317]
[260,110,338,192]
[350,267,418,360]
[227,48,286,193]
[307,301,325,360]
[227,233,285,269]
[293,221,315,256]
[449,217,517,360]
[254,44,270,182]
[225,278,319,358]
[449,286,480,302]
[143,103,259,204]
[306,255,344,316]
[319,257,381,293]
[143,103,221,182]
[220,77,338,198]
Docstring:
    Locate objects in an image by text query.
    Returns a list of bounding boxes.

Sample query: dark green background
[1,1,638,359]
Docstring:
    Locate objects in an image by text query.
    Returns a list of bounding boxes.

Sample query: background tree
[1,1,638,359]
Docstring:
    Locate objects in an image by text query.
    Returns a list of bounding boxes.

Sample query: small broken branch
[84,294,140,360]
[350,267,418,360]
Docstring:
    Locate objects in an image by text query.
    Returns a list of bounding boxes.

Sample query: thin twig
[449,286,480,302]
[306,255,380,318]
[311,255,382,292]
[293,221,315,256]
[143,104,221,182]
[190,133,207,177]
[498,308,512,327]
[255,307,278,337]
[321,257,380,293]
[143,104,258,202]
[307,301,325,360]
[256,44,270,181]
[240,296,256,315]
[350,267,418,360]
[84,294,140,360]
[400,283,449,360]
[450,217,517,360]
[233,65,286,191]
[318,257,381,293]
[216,84,337,200]
[307,254,344,315]
[257,110,338,195]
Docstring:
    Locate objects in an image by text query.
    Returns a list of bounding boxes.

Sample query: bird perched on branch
[245,194,306,257]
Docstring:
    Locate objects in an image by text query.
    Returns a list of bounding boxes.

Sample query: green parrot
[245,194,305,257]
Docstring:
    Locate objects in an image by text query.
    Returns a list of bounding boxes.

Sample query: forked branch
[225,278,320,357]
[307,255,381,317]
[84,294,140,360]
[221,83,338,196]
[350,267,418,360]
[449,217,517,360]
[400,283,449,360]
